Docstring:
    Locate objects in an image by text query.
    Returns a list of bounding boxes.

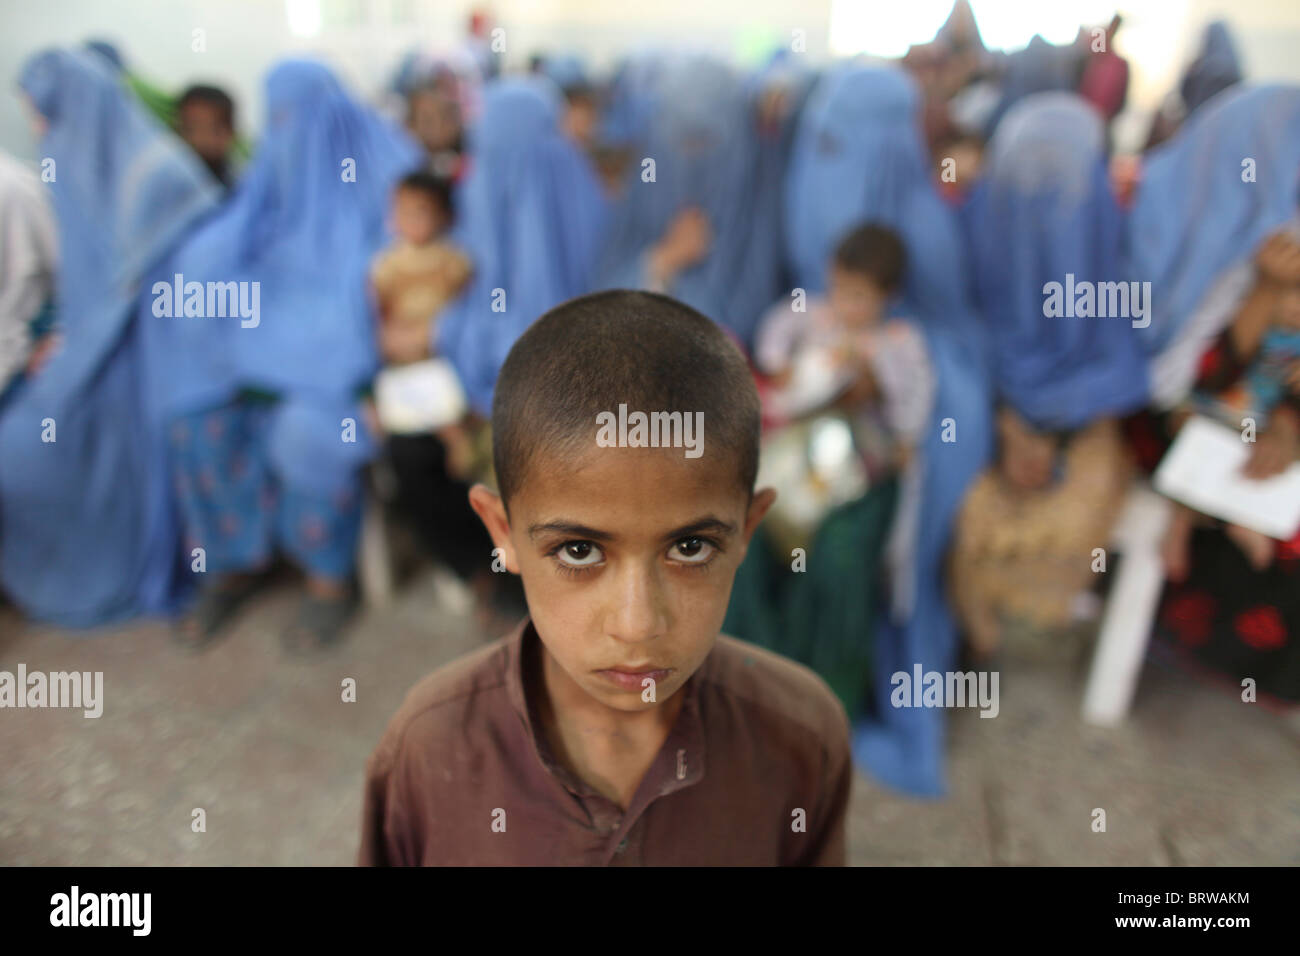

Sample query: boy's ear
[467,483,520,574]
[740,486,777,554]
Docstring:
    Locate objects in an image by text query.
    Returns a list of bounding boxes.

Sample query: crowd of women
[1,4,1297,796]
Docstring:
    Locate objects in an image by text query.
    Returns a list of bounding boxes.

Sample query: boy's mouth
[594,667,672,693]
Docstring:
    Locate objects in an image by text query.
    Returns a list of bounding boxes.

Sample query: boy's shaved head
[492,290,760,509]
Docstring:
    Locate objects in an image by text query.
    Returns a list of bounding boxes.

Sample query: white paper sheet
[373,358,467,434]
[1153,415,1300,540]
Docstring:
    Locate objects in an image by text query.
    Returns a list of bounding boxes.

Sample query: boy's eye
[556,541,603,567]
[669,536,716,564]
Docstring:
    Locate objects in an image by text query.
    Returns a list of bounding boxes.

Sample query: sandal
[173,576,264,651]
[281,591,357,654]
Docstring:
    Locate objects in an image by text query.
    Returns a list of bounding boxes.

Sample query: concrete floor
[2,569,1298,866]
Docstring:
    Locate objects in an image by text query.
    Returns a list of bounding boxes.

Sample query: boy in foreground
[360,290,853,865]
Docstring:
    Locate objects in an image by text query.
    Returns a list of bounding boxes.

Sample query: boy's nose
[605,564,670,645]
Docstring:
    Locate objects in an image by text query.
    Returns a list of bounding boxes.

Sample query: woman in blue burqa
[435,76,608,417]
[388,76,606,628]
[1180,21,1243,117]
[153,59,423,651]
[950,93,1149,656]
[1127,85,1300,706]
[1144,20,1244,151]
[592,52,781,349]
[739,65,993,796]
[0,49,219,628]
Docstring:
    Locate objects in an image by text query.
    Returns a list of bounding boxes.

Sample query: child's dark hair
[177,84,235,129]
[397,170,455,221]
[491,290,760,509]
[833,223,907,294]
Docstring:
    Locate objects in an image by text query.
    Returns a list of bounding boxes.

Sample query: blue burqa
[1130,85,1300,360]
[746,52,819,304]
[539,53,590,95]
[785,65,994,796]
[436,77,607,415]
[1180,21,1243,116]
[0,49,219,626]
[153,59,423,499]
[963,92,1149,429]
[593,53,780,347]
[984,34,1082,138]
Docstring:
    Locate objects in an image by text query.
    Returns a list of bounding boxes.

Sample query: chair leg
[358,488,395,607]
[1082,484,1172,726]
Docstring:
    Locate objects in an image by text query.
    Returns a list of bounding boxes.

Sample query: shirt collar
[503,618,707,801]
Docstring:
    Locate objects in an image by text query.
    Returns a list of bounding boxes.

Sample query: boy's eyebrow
[661,517,737,541]
[526,516,737,543]
[528,521,615,542]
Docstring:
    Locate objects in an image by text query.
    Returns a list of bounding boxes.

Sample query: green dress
[723,476,898,721]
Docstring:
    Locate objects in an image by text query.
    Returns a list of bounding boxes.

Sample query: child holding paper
[369,170,497,613]
[1153,230,1300,706]
[1162,232,1300,578]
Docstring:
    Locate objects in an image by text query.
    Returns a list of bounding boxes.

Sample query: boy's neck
[534,640,686,809]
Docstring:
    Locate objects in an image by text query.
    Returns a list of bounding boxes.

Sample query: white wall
[4,0,1300,159]
[1,0,474,158]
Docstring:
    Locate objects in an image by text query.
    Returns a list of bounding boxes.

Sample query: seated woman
[156,59,424,651]
[1,49,218,628]
[1162,233,1300,578]
[593,52,782,348]
[1128,84,1300,707]
[1151,231,1300,705]
[752,65,994,796]
[950,93,1147,657]
[387,77,607,631]
[732,222,932,719]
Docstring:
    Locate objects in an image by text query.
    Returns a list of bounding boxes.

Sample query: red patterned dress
[1129,331,1300,707]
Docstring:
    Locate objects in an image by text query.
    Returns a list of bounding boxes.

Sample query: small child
[360,290,852,866]
[175,85,239,190]
[1164,238,1300,576]
[370,170,472,369]
[932,130,985,207]
[1196,282,1300,429]
[755,222,934,481]
[730,225,932,714]
[369,169,499,621]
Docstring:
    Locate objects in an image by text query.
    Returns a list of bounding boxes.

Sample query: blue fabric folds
[785,64,993,796]
[964,92,1149,430]
[156,58,424,497]
[1180,21,1243,116]
[593,53,779,347]
[436,77,607,415]
[0,49,219,626]
[1129,85,1300,358]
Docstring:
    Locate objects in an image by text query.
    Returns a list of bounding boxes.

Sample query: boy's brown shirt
[360,619,852,866]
